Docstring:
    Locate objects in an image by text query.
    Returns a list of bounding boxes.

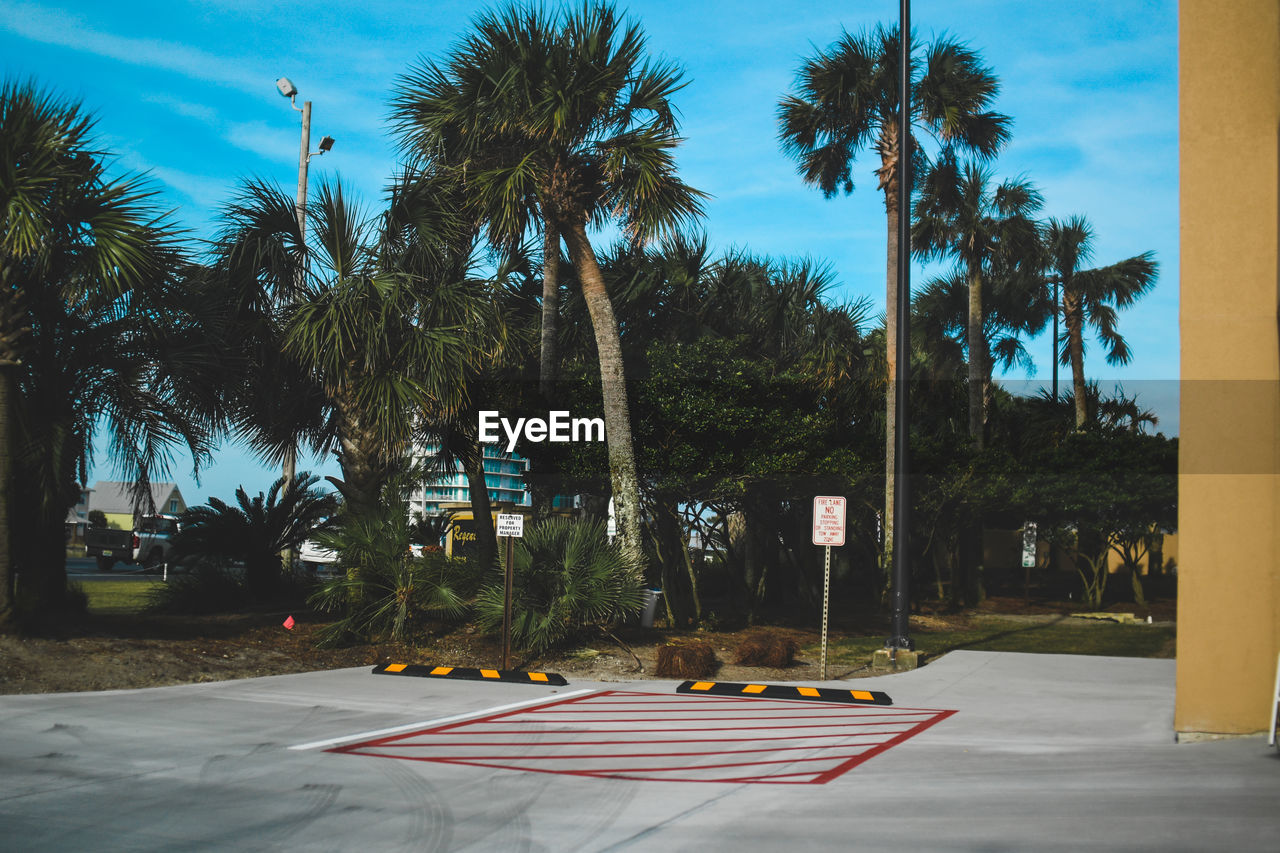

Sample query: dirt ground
[0,614,848,694]
[0,594,1177,696]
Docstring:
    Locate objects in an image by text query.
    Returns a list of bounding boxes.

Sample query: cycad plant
[476,517,645,655]
[169,472,336,600]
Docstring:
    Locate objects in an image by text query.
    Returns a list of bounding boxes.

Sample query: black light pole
[886,0,914,653]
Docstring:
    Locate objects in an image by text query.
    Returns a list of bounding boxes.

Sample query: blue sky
[0,0,1178,506]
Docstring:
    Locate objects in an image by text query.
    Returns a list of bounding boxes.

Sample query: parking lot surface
[1,650,1276,851]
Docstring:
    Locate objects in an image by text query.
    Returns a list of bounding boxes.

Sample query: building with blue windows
[408,444,530,519]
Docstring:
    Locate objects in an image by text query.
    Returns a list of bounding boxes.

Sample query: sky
[0,0,1179,506]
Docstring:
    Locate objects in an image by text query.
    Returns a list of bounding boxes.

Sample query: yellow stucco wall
[103,512,132,531]
[1177,0,1280,735]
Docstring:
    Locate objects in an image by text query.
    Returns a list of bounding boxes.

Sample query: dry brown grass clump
[653,640,718,678]
[733,631,800,668]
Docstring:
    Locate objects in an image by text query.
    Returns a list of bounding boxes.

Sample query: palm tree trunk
[1063,288,1088,428]
[653,497,691,625]
[464,444,497,572]
[560,219,645,571]
[963,267,987,606]
[529,216,561,523]
[881,175,899,591]
[330,400,389,523]
[540,216,560,398]
[966,268,985,449]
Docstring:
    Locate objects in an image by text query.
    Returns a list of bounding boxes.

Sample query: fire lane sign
[812,496,846,547]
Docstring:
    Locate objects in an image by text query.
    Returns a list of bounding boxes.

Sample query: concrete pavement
[0,650,1275,851]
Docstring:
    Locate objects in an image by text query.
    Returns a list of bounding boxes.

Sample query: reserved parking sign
[496,514,524,538]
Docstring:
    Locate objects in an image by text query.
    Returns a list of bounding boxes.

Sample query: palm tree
[1097,389,1159,435]
[0,80,220,618]
[778,23,1010,568]
[286,179,483,520]
[171,473,336,599]
[212,170,489,526]
[391,2,706,570]
[1043,216,1157,429]
[557,237,873,623]
[912,153,1042,448]
[209,178,329,473]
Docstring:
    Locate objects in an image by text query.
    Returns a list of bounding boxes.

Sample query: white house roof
[89,481,184,515]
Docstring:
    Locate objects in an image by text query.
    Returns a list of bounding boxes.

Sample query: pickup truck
[85,514,181,572]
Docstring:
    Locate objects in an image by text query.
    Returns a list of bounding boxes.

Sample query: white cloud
[222,120,299,163]
[0,0,266,95]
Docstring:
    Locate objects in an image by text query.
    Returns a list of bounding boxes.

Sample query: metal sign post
[821,545,832,680]
[1021,520,1038,602]
[1269,650,1279,748]
[496,514,524,670]
[813,497,847,681]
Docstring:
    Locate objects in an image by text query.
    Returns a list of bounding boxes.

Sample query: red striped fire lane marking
[329,689,955,785]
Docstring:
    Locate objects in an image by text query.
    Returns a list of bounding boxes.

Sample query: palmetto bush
[308,507,472,647]
[476,518,646,654]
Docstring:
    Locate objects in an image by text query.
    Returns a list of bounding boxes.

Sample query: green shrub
[63,581,89,615]
[475,517,645,654]
[170,473,335,601]
[308,509,472,646]
[147,560,249,614]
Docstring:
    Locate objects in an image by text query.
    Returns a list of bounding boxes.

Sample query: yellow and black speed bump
[372,663,567,686]
[676,680,892,706]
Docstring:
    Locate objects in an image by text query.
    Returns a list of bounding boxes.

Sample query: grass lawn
[79,580,164,615]
[817,615,1176,670]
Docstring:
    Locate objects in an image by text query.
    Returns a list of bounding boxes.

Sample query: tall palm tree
[1043,216,1157,429]
[556,236,873,622]
[0,80,219,618]
[912,263,1050,409]
[213,170,489,526]
[778,24,1010,567]
[391,2,706,570]
[209,178,328,472]
[912,153,1042,448]
[287,179,484,521]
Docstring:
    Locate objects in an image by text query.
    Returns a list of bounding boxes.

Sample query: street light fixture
[275,77,334,496]
[275,77,335,236]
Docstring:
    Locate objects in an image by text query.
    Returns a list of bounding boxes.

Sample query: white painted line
[288,688,597,751]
